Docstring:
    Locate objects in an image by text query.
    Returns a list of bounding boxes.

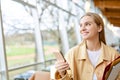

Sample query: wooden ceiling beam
[110,23,120,27]
[108,18,120,23]
[109,21,120,27]
[94,1,120,9]
[102,10,120,18]
[94,0,120,27]
[100,7,120,13]
[107,18,120,27]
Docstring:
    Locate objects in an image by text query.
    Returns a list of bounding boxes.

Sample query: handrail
[0,59,56,73]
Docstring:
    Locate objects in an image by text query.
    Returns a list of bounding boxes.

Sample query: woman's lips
[82,32,89,36]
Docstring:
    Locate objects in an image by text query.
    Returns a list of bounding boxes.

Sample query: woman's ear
[98,25,102,32]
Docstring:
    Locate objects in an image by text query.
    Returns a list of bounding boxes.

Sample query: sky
[1,0,35,34]
[1,0,57,33]
[1,0,33,21]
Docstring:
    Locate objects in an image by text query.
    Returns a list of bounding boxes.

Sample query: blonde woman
[55,12,120,80]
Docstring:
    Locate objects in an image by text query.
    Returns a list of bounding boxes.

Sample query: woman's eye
[79,23,91,27]
[85,23,90,26]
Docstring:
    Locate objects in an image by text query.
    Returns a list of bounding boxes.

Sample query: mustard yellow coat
[55,41,120,80]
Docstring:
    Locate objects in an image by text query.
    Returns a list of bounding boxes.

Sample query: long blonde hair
[80,12,106,44]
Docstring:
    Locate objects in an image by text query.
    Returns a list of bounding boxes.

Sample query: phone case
[53,51,65,61]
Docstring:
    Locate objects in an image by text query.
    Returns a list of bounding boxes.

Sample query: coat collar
[96,42,111,66]
[77,40,87,60]
[77,41,111,62]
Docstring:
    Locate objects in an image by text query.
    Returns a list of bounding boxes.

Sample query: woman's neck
[86,39,101,51]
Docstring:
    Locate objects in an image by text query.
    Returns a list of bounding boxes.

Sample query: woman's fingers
[55,61,69,72]
[55,61,70,77]
[57,63,69,72]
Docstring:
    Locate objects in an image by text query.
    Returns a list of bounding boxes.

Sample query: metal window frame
[0,1,9,79]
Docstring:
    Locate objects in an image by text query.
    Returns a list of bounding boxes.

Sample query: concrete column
[72,3,82,43]
[57,0,69,54]
[32,1,45,62]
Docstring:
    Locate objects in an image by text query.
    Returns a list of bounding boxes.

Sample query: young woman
[54,12,120,80]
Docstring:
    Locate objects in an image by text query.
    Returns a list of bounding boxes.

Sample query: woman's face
[79,16,102,40]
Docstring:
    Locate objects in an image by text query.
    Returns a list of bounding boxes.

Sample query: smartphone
[53,51,71,70]
[53,51,66,61]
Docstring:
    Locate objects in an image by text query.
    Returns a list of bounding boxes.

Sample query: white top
[87,48,101,80]
[87,48,101,67]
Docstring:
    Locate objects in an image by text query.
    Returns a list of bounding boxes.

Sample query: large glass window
[1,0,36,79]
[2,0,36,67]
[0,0,85,79]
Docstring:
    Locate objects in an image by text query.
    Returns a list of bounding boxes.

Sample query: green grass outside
[8,58,34,67]
[6,44,58,56]
[6,46,35,56]
[6,44,58,67]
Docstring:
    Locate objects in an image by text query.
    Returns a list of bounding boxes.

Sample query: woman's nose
[80,25,86,30]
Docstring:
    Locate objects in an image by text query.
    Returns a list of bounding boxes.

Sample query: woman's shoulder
[103,43,120,58]
[104,44,119,53]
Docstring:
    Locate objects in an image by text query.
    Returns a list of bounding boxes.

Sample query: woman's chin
[82,36,89,40]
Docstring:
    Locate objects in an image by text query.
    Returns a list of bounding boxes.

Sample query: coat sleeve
[55,70,73,80]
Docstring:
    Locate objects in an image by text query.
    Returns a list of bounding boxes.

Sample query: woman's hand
[55,60,70,77]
